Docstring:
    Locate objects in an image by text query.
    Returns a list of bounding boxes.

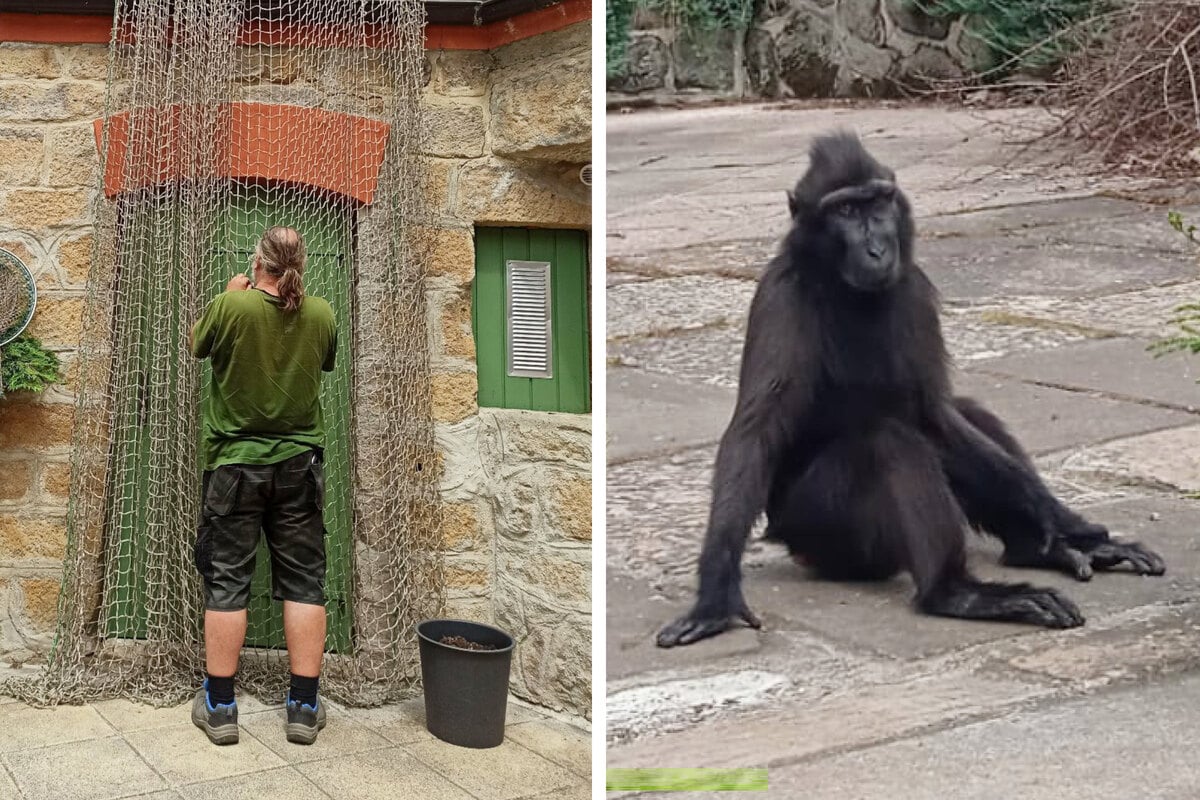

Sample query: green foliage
[1169,210,1198,244]
[664,0,756,31]
[0,334,61,396]
[920,0,1109,76]
[606,0,757,78]
[1154,212,1200,360]
[607,0,637,78]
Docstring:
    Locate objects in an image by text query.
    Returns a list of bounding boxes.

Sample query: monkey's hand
[655,591,761,648]
[1005,536,1165,581]
[1076,538,1165,577]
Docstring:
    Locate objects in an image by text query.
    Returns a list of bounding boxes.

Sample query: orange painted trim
[2,0,590,49]
[428,0,591,50]
[94,103,390,204]
[0,13,111,44]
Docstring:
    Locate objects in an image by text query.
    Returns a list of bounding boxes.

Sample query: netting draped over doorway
[4,0,444,707]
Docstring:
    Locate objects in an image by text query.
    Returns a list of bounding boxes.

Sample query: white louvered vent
[506,260,553,379]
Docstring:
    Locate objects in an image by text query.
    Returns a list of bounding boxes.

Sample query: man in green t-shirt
[189,226,336,746]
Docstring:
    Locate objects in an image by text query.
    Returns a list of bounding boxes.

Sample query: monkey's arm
[657,273,813,647]
[938,404,1164,578]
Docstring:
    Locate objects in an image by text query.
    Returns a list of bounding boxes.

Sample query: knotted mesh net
[4,0,444,707]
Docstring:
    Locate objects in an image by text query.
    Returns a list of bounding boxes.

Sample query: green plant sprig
[1,334,62,396]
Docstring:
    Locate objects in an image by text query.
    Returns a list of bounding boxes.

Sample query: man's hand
[226,273,251,292]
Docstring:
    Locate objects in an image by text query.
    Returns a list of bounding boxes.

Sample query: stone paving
[0,691,589,800]
[606,103,1200,798]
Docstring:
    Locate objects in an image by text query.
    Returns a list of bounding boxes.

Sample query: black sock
[206,674,235,706]
[289,673,319,707]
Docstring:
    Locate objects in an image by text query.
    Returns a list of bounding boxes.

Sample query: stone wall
[0,41,106,666]
[423,22,593,718]
[611,0,990,97]
[0,20,592,716]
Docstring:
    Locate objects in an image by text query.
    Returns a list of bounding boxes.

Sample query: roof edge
[0,0,564,25]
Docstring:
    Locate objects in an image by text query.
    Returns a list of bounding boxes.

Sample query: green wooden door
[106,183,355,653]
[472,227,590,413]
[204,185,354,652]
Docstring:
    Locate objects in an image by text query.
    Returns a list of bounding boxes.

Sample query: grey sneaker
[191,685,238,745]
[285,695,327,745]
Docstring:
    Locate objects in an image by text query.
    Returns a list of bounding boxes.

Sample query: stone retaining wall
[611,0,990,97]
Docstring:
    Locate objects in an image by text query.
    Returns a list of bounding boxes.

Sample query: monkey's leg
[872,421,1084,629]
[950,397,1164,579]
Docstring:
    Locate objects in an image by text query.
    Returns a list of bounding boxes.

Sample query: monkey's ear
[786,189,798,218]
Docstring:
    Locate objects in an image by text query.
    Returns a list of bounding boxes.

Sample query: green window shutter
[472,227,590,414]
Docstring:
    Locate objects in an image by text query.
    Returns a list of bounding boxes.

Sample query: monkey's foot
[922,580,1085,629]
[656,604,762,648]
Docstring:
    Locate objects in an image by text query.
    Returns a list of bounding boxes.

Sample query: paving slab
[404,737,579,800]
[3,736,167,800]
[606,573,769,683]
[125,722,286,786]
[91,696,277,733]
[0,702,114,753]
[978,337,1200,410]
[609,236,778,279]
[609,104,1137,260]
[995,280,1200,341]
[606,671,1048,773]
[605,446,719,581]
[608,669,792,745]
[179,766,328,800]
[607,276,755,340]
[952,371,1195,456]
[239,706,391,764]
[0,692,586,800]
[610,324,744,389]
[1042,206,1195,256]
[1059,423,1200,492]
[920,239,1194,302]
[918,196,1144,240]
[502,719,591,779]
[611,311,1115,393]
[297,749,474,800]
[524,784,591,800]
[995,601,1200,687]
[765,672,1200,800]
[338,698,436,746]
[0,767,16,800]
[607,368,734,463]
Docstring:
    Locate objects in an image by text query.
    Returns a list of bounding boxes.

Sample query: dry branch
[1047,2,1200,175]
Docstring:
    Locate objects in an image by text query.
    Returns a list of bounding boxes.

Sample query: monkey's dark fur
[656,132,1165,648]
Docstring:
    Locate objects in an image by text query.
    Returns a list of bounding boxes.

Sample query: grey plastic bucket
[416,619,515,748]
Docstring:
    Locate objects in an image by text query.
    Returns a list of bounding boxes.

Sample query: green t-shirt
[191,289,337,471]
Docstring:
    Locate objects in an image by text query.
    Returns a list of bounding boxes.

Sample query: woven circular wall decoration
[0,248,36,346]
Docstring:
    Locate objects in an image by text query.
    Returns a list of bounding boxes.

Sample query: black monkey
[656,132,1165,648]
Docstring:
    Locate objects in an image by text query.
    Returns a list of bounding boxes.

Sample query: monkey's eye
[836,203,855,217]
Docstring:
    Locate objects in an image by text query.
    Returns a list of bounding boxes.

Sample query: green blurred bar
[606,768,769,791]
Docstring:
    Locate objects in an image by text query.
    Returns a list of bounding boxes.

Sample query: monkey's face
[820,182,902,292]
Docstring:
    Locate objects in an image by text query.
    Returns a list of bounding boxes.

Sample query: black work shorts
[194,449,327,611]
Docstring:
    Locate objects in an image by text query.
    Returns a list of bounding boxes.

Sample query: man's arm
[322,329,337,373]
[191,295,223,359]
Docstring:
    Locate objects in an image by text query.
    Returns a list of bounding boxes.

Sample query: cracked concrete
[606,103,1200,797]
